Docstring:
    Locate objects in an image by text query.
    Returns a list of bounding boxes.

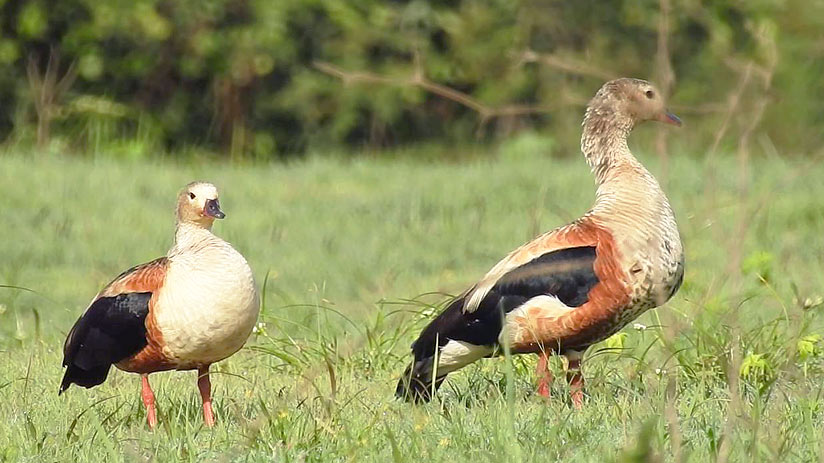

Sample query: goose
[396,78,684,407]
[60,182,259,428]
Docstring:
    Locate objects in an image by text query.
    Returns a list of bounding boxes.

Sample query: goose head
[176,182,225,228]
[587,78,681,130]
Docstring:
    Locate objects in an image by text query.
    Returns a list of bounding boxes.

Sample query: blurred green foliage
[0,0,822,158]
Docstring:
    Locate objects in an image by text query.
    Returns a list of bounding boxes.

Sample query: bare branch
[654,0,675,183]
[313,61,554,125]
[410,73,490,116]
[655,0,675,94]
[518,49,617,81]
[313,58,726,139]
[26,49,76,149]
[708,63,754,160]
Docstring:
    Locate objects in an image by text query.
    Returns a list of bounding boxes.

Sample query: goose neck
[580,114,636,187]
[171,222,217,255]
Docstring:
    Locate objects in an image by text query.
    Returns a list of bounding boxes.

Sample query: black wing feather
[494,246,598,308]
[398,246,600,401]
[59,292,151,393]
[418,246,599,351]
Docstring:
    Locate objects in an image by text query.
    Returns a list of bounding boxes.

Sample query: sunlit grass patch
[0,151,823,461]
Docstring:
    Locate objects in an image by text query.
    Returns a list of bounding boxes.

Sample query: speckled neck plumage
[581,105,665,217]
[581,106,635,186]
[579,97,683,310]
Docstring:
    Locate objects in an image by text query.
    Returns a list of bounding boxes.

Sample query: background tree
[0,0,819,158]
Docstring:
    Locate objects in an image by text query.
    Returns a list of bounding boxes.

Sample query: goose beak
[656,110,682,127]
[204,199,225,219]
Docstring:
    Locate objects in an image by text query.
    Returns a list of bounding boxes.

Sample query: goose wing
[60,257,168,393]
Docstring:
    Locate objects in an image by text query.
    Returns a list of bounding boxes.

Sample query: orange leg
[566,357,584,410]
[140,374,158,429]
[535,352,553,398]
[197,366,215,427]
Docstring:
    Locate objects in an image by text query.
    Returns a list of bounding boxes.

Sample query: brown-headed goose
[397,78,684,408]
[60,182,259,428]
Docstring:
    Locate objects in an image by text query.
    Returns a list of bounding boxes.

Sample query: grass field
[1,146,823,462]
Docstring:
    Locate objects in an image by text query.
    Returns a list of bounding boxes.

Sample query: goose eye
[645,90,655,99]
[189,192,196,200]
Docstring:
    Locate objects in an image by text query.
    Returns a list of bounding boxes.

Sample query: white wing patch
[436,340,494,376]
[500,295,576,347]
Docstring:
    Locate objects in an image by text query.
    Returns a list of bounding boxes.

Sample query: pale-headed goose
[60,182,259,428]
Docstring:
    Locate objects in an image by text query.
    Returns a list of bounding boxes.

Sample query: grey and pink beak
[204,199,225,219]
[656,110,682,127]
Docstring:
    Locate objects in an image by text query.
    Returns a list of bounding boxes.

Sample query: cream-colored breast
[591,168,684,309]
[154,237,259,366]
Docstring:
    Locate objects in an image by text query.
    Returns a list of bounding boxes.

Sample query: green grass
[1,147,824,462]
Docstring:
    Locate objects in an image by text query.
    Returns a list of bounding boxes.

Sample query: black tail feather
[397,294,471,403]
[59,364,111,395]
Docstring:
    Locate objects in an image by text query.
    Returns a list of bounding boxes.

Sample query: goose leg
[197,366,215,427]
[566,356,584,410]
[140,374,158,429]
[535,352,553,398]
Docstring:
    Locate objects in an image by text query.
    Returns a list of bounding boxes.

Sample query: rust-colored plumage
[506,218,631,352]
[397,78,684,407]
[97,258,168,298]
[60,182,259,429]
[93,258,177,374]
